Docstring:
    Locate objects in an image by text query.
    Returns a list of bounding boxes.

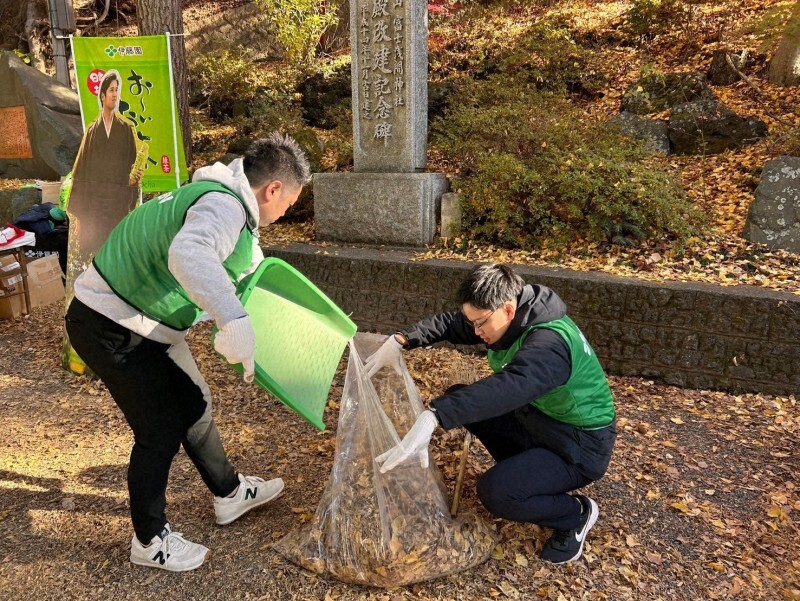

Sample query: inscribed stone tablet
[0,106,33,159]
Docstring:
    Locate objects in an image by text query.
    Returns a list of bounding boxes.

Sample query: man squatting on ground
[65,133,312,571]
[367,264,617,565]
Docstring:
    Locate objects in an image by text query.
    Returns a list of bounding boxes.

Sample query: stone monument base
[313,172,448,246]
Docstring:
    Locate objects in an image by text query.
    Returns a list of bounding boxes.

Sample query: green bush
[296,58,352,130]
[190,50,259,120]
[432,83,705,249]
[495,23,605,95]
[254,0,338,64]
[626,0,692,39]
[431,18,605,97]
[240,72,306,132]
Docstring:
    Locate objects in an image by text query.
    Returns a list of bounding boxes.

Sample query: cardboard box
[0,254,26,319]
[26,254,64,309]
[0,293,25,319]
[41,181,62,204]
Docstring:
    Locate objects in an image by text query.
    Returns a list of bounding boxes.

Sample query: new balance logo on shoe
[130,526,208,572]
[214,474,284,526]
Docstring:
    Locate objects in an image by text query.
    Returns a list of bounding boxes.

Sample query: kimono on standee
[68,112,139,257]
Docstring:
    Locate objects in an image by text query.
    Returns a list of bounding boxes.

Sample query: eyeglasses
[464,308,498,331]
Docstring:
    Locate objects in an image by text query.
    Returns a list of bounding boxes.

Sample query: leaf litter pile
[1,304,798,600]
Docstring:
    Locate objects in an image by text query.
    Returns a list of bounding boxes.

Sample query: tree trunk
[26,0,50,74]
[768,4,800,86]
[319,0,350,55]
[136,0,192,165]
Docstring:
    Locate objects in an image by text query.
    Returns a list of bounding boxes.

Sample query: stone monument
[313,0,448,246]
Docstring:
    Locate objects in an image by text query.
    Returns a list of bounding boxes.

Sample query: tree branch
[724,52,797,128]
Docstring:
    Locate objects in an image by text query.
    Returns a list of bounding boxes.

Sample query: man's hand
[214,316,256,382]
[364,335,403,377]
[375,410,438,473]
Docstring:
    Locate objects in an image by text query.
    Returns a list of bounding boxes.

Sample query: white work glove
[364,335,403,377]
[214,316,256,383]
[375,410,438,473]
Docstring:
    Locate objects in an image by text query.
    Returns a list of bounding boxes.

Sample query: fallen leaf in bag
[274,333,495,588]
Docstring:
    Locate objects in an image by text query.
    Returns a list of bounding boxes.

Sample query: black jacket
[399,284,572,430]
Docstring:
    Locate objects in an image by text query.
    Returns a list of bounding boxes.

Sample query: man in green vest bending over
[65,133,312,571]
[366,264,616,565]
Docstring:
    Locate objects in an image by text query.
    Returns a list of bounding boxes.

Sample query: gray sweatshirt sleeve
[168,192,250,328]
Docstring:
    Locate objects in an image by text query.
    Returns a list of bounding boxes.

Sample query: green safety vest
[94,181,256,330]
[488,315,615,428]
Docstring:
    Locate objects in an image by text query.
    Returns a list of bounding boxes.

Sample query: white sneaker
[214,473,284,526]
[130,524,208,572]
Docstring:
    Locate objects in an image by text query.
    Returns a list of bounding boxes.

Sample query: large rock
[768,30,800,86]
[668,99,768,155]
[707,50,751,86]
[0,52,82,179]
[744,156,800,252]
[608,111,670,154]
[0,187,41,225]
[621,72,713,115]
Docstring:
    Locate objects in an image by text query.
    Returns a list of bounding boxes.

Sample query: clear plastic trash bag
[274,333,496,587]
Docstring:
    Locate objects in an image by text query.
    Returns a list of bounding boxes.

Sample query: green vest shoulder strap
[487,316,615,428]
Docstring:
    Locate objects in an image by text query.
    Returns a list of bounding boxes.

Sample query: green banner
[71,35,187,193]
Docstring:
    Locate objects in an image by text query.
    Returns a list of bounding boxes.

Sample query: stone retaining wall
[184,2,279,61]
[265,244,800,397]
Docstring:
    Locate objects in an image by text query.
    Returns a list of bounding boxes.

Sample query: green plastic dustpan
[217,258,357,430]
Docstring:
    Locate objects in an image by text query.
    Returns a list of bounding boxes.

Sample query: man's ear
[504,300,516,320]
[264,180,283,202]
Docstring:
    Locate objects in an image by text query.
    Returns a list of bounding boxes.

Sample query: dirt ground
[1,303,798,601]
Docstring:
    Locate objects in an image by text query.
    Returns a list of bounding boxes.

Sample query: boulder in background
[608,111,670,154]
[0,52,82,180]
[668,99,768,155]
[0,187,41,225]
[621,72,713,115]
[744,156,800,252]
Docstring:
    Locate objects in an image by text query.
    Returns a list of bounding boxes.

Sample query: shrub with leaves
[493,22,605,96]
[431,17,604,98]
[626,0,688,39]
[432,83,705,249]
[254,0,338,64]
[12,49,35,65]
[296,57,352,130]
[626,0,727,47]
[190,50,260,120]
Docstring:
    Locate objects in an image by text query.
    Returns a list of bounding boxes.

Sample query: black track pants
[459,390,616,530]
[65,298,239,543]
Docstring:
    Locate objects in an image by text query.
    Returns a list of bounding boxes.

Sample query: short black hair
[99,70,120,99]
[456,264,525,309]
[243,132,312,189]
